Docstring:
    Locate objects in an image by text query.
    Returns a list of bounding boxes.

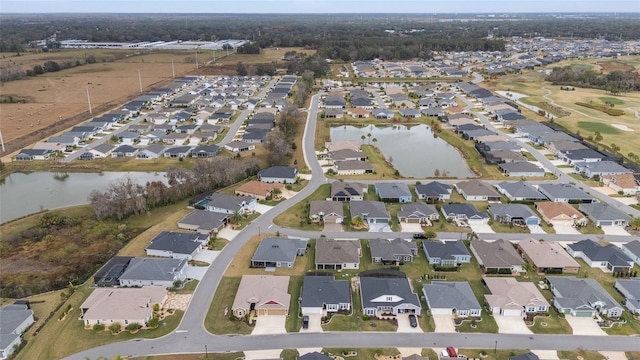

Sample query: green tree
[466,231,479,241]
[230,210,243,225]
[351,215,365,228]
[109,322,122,334]
[361,135,366,144]
[423,230,437,240]
[367,132,372,144]
[593,131,603,144]
[629,217,640,231]
[236,61,248,76]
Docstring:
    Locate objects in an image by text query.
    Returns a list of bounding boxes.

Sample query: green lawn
[459,349,533,360]
[599,97,625,106]
[557,350,605,360]
[457,310,498,333]
[577,121,621,135]
[286,276,304,332]
[322,348,400,360]
[272,183,329,229]
[437,129,503,179]
[280,349,300,360]
[490,221,530,234]
[528,307,573,334]
[204,277,254,335]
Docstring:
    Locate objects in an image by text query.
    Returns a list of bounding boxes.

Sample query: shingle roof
[259,166,298,179]
[415,181,451,197]
[422,281,481,310]
[178,210,228,231]
[350,201,390,219]
[578,203,631,222]
[315,238,361,265]
[422,240,470,261]
[369,238,418,261]
[537,183,592,201]
[623,240,640,258]
[331,182,366,198]
[252,237,307,263]
[301,275,350,308]
[547,276,621,312]
[518,238,580,269]
[456,179,501,198]
[146,231,205,255]
[309,200,344,217]
[471,239,523,269]
[360,276,420,309]
[119,258,186,282]
[495,181,546,200]
[568,239,632,267]
[487,203,539,220]
[397,203,438,219]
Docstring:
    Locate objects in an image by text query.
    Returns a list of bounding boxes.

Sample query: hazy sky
[2,0,639,14]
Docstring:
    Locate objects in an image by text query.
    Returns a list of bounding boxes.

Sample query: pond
[0,171,166,223]
[330,124,473,178]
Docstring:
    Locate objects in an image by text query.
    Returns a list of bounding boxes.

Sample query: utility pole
[171,58,175,78]
[138,69,143,94]
[86,86,93,115]
[0,130,5,153]
[195,48,199,69]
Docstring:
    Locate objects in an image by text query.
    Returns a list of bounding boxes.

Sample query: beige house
[315,238,361,270]
[602,173,640,196]
[534,201,587,227]
[235,180,284,201]
[483,277,550,317]
[80,287,167,327]
[517,238,580,274]
[232,275,290,318]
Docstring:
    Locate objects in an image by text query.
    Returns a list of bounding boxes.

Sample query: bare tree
[264,128,292,166]
[277,102,302,138]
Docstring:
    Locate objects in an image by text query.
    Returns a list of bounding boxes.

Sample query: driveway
[396,314,423,358]
[300,314,323,333]
[323,222,343,232]
[531,350,559,360]
[564,316,606,335]
[245,315,287,360]
[400,222,424,233]
[553,224,581,235]
[494,315,532,334]
[217,228,240,241]
[469,223,495,234]
[432,314,456,333]
[253,203,274,214]
[527,225,546,234]
[193,249,219,264]
[368,223,392,232]
[599,351,628,360]
[185,265,208,281]
[602,226,631,236]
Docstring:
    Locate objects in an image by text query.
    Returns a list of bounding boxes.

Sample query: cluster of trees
[264,102,303,166]
[547,66,640,94]
[1,53,99,82]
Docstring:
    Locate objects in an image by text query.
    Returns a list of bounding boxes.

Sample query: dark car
[408,314,417,328]
[302,315,309,329]
[412,233,427,239]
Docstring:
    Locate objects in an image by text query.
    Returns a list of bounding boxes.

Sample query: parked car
[408,314,417,328]
[302,315,309,329]
[446,346,457,357]
[412,233,427,239]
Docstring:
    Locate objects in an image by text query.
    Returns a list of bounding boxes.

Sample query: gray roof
[397,203,438,219]
[616,279,640,300]
[298,352,333,360]
[93,143,114,154]
[537,183,593,201]
[441,203,488,219]
[301,275,350,308]
[547,276,621,312]
[113,144,137,153]
[376,182,412,199]
[415,181,451,197]
[350,201,390,220]
[422,240,470,261]
[623,240,640,258]
[495,181,546,200]
[334,160,373,171]
[510,353,541,360]
[315,238,361,265]
[164,146,193,155]
[369,238,418,261]
[331,182,366,199]
[360,276,420,309]
[576,161,632,174]
[146,231,205,255]
[0,305,33,336]
[568,239,633,267]
[422,281,481,310]
[119,257,187,282]
[471,239,524,269]
[178,210,228,231]
[252,237,307,263]
[456,179,501,198]
[561,148,606,161]
[207,193,254,212]
[482,141,521,151]
[329,149,365,161]
[259,166,297,179]
[578,203,631,222]
[498,162,545,174]
[487,203,539,220]
[309,200,344,217]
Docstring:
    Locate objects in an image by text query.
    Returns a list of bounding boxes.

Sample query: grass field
[576,121,621,135]
[322,348,400,360]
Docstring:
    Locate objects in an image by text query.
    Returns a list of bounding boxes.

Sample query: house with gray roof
[14,148,53,161]
[415,181,452,202]
[301,275,351,315]
[422,240,471,267]
[192,145,219,158]
[251,237,308,268]
[118,258,187,287]
[298,352,333,360]
[494,181,547,201]
[537,183,595,203]
[372,108,395,119]
[614,279,640,315]
[455,180,501,201]
[0,305,34,359]
[177,210,228,235]
[111,144,138,158]
[369,238,418,264]
[328,149,366,162]
[578,203,631,227]
[566,239,634,273]
[621,240,640,266]
[164,146,193,158]
[360,273,421,317]
[397,202,438,224]
[331,182,367,201]
[470,239,525,274]
[136,144,166,159]
[498,162,546,177]
[205,192,256,215]
[315,238,361,270]
[258,166,298,184]
[422,281,481,318]
[145,231,208,260]
[487,203,541,226]
[309,200,344,224]
[441,203,489,224]
[350,201,391,225]
[560,148,606,165]
[375,183,413,203]
[547,276,623,318]
[334,160,374,175]
[574,161,632,179]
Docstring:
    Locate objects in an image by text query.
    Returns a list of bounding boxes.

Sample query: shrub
[147,316,160,328]
[153,303,160,312]
[125,323,142,332]
[93,323,105,332]
[109,322,122,334]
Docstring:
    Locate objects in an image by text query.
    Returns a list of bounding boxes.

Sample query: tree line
[546,66,640,94]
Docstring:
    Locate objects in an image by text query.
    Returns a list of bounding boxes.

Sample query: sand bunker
[612,124,634,132]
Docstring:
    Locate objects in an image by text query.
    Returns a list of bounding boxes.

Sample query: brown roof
[517,238,580,270]
[602,173,640,190]
[316,238,361,265]
[471,239,523,269]
[348,108,370,115]
[232,275,290,313]
[235,180,284,197]
[484,277,549,310]
[534,201,586,221]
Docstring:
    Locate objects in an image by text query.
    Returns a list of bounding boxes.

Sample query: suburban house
[441,203,490,224]
[422,240,471,267]
[537,184,594,203]
[483,277,550,317]
[369,238,418,264]
[397,203,439,224]
[333,160,374,175]
[534,201,588,227]
[547,276,623,318]
[177,210,228,235]
[455,180,501,201]
[375,183,413,203]
[111,145,138,158]
[250,237,308,268]
[309,200,344,224]
[232,275,290,318]
[517,238,580,274]
[349,201,391,225]
[315,238,361,270]
[0,305,34,359]
[621,240,640,266]
[258,166,298,184]
[574,161,632,179]
[328,149,366,163]
[298,352,333,360]
[602,173,640,196]
[578,203,631,227]
[415,181,452,202]
[300,275,351,316]
[470,239,525,274]
[234,180,284,201]
[498,162,546,177]
[566,239,634,273]
[224,140,255,153]
[487,204,541,226]
[494,181,547,201]
[359,272,421,317]
[191,145,220,158]
[205,193,257,215]
[145,231,208,260]
[331,182,367,201]
[79,287,168,327]
[14,148,53,161]
[614,279,640,315]
[118,258,187,288]
[422,281,482,319]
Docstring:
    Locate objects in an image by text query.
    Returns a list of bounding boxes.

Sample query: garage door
[503,309,523,317]
[599,221,613,226]
[258,309,287,316]
[375,219,389,223]
[575,311,593,317]
[406,218,420,223]
[468,219,484,225]
[526,219,539,225]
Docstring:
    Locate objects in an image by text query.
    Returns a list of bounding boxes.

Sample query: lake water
[0,171,166,223]
[330,124,473,178]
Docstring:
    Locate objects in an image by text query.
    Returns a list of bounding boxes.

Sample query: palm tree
[629,216,640,231]
[372,138,378,147]
[367,132,372,144]
[361,135,366,144]
[351,215,365,228]
[230,210,243,225]
[423,230,437,240]
[466,231,479,241]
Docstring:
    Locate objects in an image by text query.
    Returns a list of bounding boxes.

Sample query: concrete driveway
[531,350,559,360]
[432,315,456,333]
[469,223,495,234]
[254,203,274,214]
[602,226,631,236]
[217,228,240,240]
[323,222,343,232]
[396,314,423,358]
[368,223,392,232]
[564,316,606,335]
[553,224,581,235]
[193,249,219,264]
[599,351,628,360]
[400,222,424,233]
[527,225,546,234]
[300,314,323,333]
[185,265,208,281]
[245,315,287,360]
[494,315,532,334]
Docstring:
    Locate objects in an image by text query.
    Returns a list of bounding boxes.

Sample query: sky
[1,0,639,14]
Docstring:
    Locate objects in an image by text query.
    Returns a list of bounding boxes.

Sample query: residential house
[315,238,361,270]
[534,201,588,227]
[470,239,525,274]
[88,144,115,159]
[224,140,255,153]
[136,144,166,159]
[328,149,366,163]
[145,231,208,260]
[440,203,490,224]
[309,200,344,224]
[177,210,228,235]
[360,272,421,317]
[537,183,595,203]
[331,182,367,201]
[333,160,374,175]
[614,279,640,315]
[498,162,546,177]
[301,275,351,316]
[397,203,438,224]
[298,352,333,360]
[349,201,391,225]
[118,258,187,288]
[79,287,168,327]
[258,166,298,184]
[602,173,640,196]
[455,180,501,201]
[517,238,580,274]
[325,140,360,153]
[547,276,623,318]
[14,148,52,161]
[232,275,290,317]
[323,108,344,119]
[369,238,418,264]
[0,305,34,359]
[251,237,308,268]
[347,108,371,118]
[415,181,452,202]
[375,183,413,203]
[566,239,634,273]
[111,145,138,158]
[483,277,550,317]
[574,161,632,179]
[372,108,395,119]
[164,146,193,158]
[205,193,256,215]
[422,282,482,318]
[494,181,547,201]
[422,240,471,267]
[487,204,541,226]
[235,180,284,201]
[621,240,640,266]
[578,203,631,227]
[560,148,606,165]
[93,256,133,287]
[192,145,220,158]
